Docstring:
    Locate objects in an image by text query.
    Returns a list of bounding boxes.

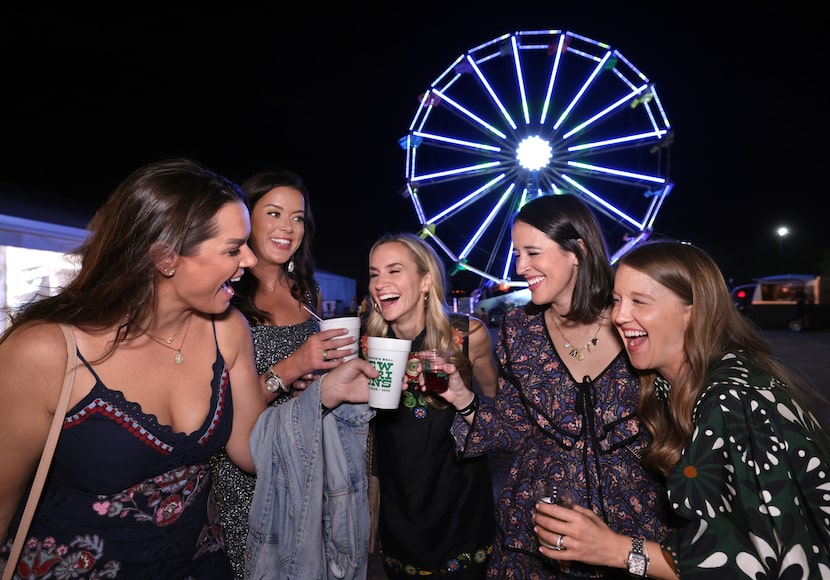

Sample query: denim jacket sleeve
[245,376,375,579]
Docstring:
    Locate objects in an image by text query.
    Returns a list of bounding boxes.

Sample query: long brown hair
[0,158,246,359]
[619,241,804,475]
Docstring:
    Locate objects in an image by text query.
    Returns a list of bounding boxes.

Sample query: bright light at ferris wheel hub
[516,136,552,171]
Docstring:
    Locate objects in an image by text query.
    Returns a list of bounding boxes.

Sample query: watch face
[627,553,646,576]
[265,372,284,393]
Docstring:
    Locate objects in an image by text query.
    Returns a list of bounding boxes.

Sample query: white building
[0,212,356,331]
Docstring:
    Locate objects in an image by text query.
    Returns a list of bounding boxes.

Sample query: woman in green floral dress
[533,241,830,579]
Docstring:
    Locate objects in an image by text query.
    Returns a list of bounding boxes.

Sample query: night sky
[1,3,825,294]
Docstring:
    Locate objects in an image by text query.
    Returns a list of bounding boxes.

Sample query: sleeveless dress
[209,318,318,579]
[0,324,234,579]
[373,314,495,579]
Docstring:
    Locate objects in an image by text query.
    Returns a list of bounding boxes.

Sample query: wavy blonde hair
[364,233,472,401]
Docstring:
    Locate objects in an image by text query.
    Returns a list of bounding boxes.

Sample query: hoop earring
[372,300,381,312]
[287,257,295,273]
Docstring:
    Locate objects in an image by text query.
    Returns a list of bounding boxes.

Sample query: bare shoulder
[0,321,69,402]
[213,307,254,358]
[467,316,493,348]
[213,307,253,336]
[1,321,67,366]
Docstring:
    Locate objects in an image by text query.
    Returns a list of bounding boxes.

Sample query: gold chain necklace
[548,311,603,361]
[146,314,191,344]
[145,314,193,365]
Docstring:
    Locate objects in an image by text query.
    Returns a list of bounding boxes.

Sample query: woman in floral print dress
[534,241,830,578]
[443,195,675,578]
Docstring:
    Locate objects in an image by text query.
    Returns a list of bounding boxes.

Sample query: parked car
[473,282,532,328]
[730,283,756,313]
[737,274,829,331]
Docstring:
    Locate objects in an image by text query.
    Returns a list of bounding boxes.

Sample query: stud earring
[163,268,175,277]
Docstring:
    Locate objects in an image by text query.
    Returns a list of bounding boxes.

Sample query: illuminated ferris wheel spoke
[412,161,503,185]
[561,174,642,229]
[412,130,502,153]
[509,35,531,125]
[430,88,507,139]
[567,130,668,152]
[426,174,508,224]
[540,34,566,125]
[466,56,518,130]
[553,52,611,131]
[402,30,673,286]
[561,84,647,140]
[459,184,516,260]
[419,228,459,263]
[501,241,516,280]
[566,161,667,185]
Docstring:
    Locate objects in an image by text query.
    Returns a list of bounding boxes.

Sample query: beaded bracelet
[456,392,479,416]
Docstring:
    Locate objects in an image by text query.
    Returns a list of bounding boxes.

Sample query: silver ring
[322,350,328,361]
[554,534,565,551]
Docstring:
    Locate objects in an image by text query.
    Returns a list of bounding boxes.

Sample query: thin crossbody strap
[2,324,76,580]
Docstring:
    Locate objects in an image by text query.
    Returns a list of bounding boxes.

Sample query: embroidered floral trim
[381,544,492,575]
[402,387,429,418]
[405,354,420,379]
[93,464,210,526]
[9,534,119,579]
[450,327,464,352]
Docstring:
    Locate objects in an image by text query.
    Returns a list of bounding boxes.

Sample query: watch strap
[626,535,649,577]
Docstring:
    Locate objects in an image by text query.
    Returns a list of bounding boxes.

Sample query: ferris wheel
[400,29,674,288]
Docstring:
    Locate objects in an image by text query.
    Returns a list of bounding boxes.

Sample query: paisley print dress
[451,307,675,578]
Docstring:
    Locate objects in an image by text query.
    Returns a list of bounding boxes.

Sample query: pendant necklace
[549,311,603,361]
[145,314,194,365]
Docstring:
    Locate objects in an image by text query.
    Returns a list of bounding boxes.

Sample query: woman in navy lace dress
[0,159,372,579]
[0,159,264,578]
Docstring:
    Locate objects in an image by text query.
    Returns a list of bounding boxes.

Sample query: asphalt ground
[757,329,830,429]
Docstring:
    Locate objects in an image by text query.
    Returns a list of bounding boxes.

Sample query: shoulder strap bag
[2,324,76,580]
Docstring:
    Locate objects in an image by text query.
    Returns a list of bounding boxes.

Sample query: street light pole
[776,226,789,271]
